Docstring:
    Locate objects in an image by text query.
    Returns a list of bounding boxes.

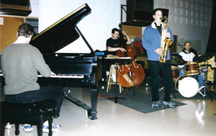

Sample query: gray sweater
[1,43,51,95]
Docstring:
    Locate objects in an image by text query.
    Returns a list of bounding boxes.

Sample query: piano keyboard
[38,74,84,78]
[0,73,84,78]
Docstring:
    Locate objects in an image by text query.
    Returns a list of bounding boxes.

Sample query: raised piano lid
[30,4,93,56]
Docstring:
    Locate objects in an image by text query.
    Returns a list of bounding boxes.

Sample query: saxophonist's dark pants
[148,60,174,102]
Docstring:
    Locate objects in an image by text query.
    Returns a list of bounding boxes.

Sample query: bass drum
[175,76,199,98]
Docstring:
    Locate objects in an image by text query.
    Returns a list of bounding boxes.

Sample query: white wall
[31,0,213,54]
[39,0,120,53]
[120,0,127,23]
[154,0,213,54]
[28,0,39,17]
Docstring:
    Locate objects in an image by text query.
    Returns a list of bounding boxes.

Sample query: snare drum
[185,62,199,75]
[175,76,199,98]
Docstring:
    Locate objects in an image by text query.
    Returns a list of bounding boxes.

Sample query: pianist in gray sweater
[1,23,63,118]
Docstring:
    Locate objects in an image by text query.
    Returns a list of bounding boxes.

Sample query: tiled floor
[2,84,216,136]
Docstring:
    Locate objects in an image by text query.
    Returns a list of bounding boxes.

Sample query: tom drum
[185,62,199,75]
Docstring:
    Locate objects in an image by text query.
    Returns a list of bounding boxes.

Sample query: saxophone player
[142,8,175,108]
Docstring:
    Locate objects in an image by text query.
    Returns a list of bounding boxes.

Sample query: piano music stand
[104,57,132,103]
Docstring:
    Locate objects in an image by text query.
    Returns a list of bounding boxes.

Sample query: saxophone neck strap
[154,22,162,35]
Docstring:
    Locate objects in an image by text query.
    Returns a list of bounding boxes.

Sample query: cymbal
[171,54,186,65]
[199,64,212,67]
[171,59,186,65]
[196,53,215,63]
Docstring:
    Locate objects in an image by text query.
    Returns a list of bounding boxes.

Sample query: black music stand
[104,57,132,103]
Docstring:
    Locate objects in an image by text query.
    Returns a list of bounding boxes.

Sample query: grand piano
[30,4,99,120]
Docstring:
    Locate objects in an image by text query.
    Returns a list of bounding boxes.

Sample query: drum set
[171,53,214,98]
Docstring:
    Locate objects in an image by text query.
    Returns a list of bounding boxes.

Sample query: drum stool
[0,99,56,136]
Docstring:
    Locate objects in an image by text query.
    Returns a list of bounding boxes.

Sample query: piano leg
[63,86,98,120]
[89,86,98,120]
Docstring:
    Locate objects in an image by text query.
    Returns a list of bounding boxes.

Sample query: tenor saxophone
[159,16,173,63]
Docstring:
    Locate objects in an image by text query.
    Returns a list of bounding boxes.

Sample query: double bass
[116,26,145,88]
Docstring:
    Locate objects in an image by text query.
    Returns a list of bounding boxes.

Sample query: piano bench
[0,99,56,136]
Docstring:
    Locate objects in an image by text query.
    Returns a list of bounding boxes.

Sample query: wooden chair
[106,64,123,93]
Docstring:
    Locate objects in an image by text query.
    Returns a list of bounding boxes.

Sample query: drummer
[178,41,203,88]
